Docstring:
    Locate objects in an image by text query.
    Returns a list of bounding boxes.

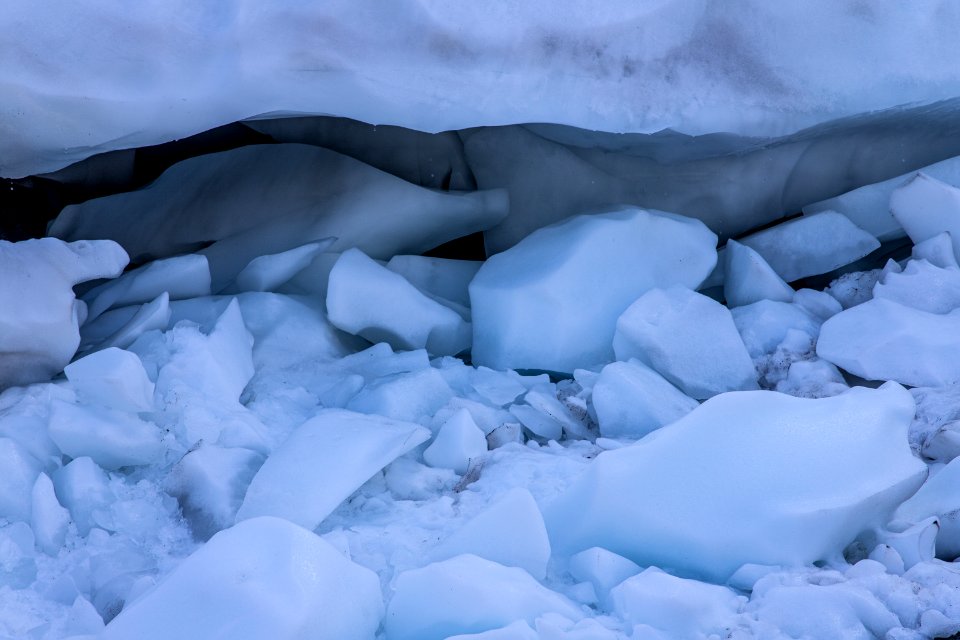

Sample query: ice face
[545,384,927,582]
[470,208,717,373]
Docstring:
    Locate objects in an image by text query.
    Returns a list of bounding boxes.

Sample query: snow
[0,238,128,390]
[723,239,794,307]
[327,248,472,356]
[591,360,698,438]
[100,517,383,640]
[613,287,757,399]
[891,173,960,263]
[470,208,717,373]
[545,384,926,582]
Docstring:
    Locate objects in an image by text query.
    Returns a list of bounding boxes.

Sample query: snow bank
[545,384,926,581]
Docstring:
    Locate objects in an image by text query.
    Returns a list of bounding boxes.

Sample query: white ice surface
[592,360,699,439]
[873,259,960,314]
[471,208,717,373]
[423,408,487,474]
[891,172,960,263]
[386,255,482,308]
[64,348,155,413]
[47,400,165,470]
[723,239,794,308]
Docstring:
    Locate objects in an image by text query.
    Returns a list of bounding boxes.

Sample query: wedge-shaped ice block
[101,517,383,640]
[614,287,757,399]
[236,409,430,529]
[723,239,794,307]
[545,384,926,582]
[817,298,960,387]
[83,254,210,320]
[470,208,717,373]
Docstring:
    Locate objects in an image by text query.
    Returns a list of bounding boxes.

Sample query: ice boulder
[64,348,155,413]
[384,554,582,640]
[872,259,960,314]
[47,400,165,470]
[723,239,794,307]
[236,409,430,529]
[346,367,454,423]
[31,473,71,556]
[738,211,880,282]
[101,517,383,640]
[386,255,482,308]
[613,287,757,399]
[327,248,471,356]
[431,488,551,579]
[891,173,960,263]
[591,360,698,439]
[0,238,128,390]
[609,568,744,637]
[423,409,487,474]
[545,384,926,582]
[817,298,960,386]
[731,300,821,358]
[52,456,114,536]
[470,208,717,373]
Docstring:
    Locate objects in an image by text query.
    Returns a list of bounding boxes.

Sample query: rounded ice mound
[470,208,717,374]
[101,516,383,640]
[0,238,128,390]
[545,383,927,582]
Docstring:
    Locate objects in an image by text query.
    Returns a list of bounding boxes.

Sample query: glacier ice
[30,473,70,556]
[722,239,794,307]
[470,208,717,373]
[613,287,757,399]
[891,172,960,263]
[0,438,41,523]
[912,231,960,270]
[47,400,165,470]
[423,408,487,475]
[873,258,960,314]
[100,517,383,640]
[385,255,482,308]
[592,360,699,439]
[227,241,330,294]
[545,383,926,582]
[567,547,641,608]
[64,347,155,413]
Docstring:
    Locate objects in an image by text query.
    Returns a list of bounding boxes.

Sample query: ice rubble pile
[6,154,960,639]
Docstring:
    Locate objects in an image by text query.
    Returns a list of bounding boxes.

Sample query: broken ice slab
[386,255,482,308]
[64,347,155,413]
[470,208,717,374]
[872,258,960,314]
[226,240,331,294]
[545,383,926,582]
[817,298,960,387]
[235,409,430,530]
[722,239,794,307]
[738,211,880,282]
[891,173,960,263]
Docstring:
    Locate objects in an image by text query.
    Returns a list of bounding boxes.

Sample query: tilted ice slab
[49,144,508,287]
[101,517,383,640]
[3,1,960,176]
[0,238,128,390]
[236,409,431,530]
[723,239,794,308]
[470,208,717,373]
[817,298,960,387]
[891,173,960,263]
[545,384,926,582]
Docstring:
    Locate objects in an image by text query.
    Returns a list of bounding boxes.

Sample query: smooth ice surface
[613,287,757,399]
[64,348,155,413]
[431,488,551,579]
[891,173,960,262]
[423,409,487,474]
[545,384,926,581]
[4,2,960,176]
[327,248,471,356]
[471,208,717,373]
[592,360,699,439]
[236,409,430,529]
[47,400,164,470]
[873,259,960,314]
[738,211,880,282]
[386,255,482,308]
[50,144,508,287]
[723,239,794,307]
[229,241,331,293]
[0,238,128,389]
[818,298,960,386]
[895,457,960,525]
[100,517,383,640]
[384,554,582,640]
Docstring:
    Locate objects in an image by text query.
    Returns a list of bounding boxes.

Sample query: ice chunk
[346,367,454,423]
[723,239,794,307]
[545,384,926,581]
[731,300,821,358]
[327,248,471,356]
[817,298,960,386]
[423,409,487,475]
[0,522,37,589]
[51,144,508,288]
[895,457,960,558]
[738,212,880,282]
[470,208,717,373]
[432,488,550,579]
[891,173,960,262]
[873,259,960,313]
[83,254,210,321]
[384,554,582,640]
[64,348,155,413]
[53,456,113,536]
[227,240,331,294]
[567,547,641,607]
[47,400,164,470]
[386,255,482,308]
[84,292,172,353]
[614,287,757,399]
[237,409,430,529]
[610,568,744,637]
[592,360,698,439]
[0,238,128,389]
[509,404,564,441]
[164,443,265,541]
[0,438,41,522]
[792,288,842,320]
[101,517,383,640]
[912,232,960,270]
[30,473,70,556]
